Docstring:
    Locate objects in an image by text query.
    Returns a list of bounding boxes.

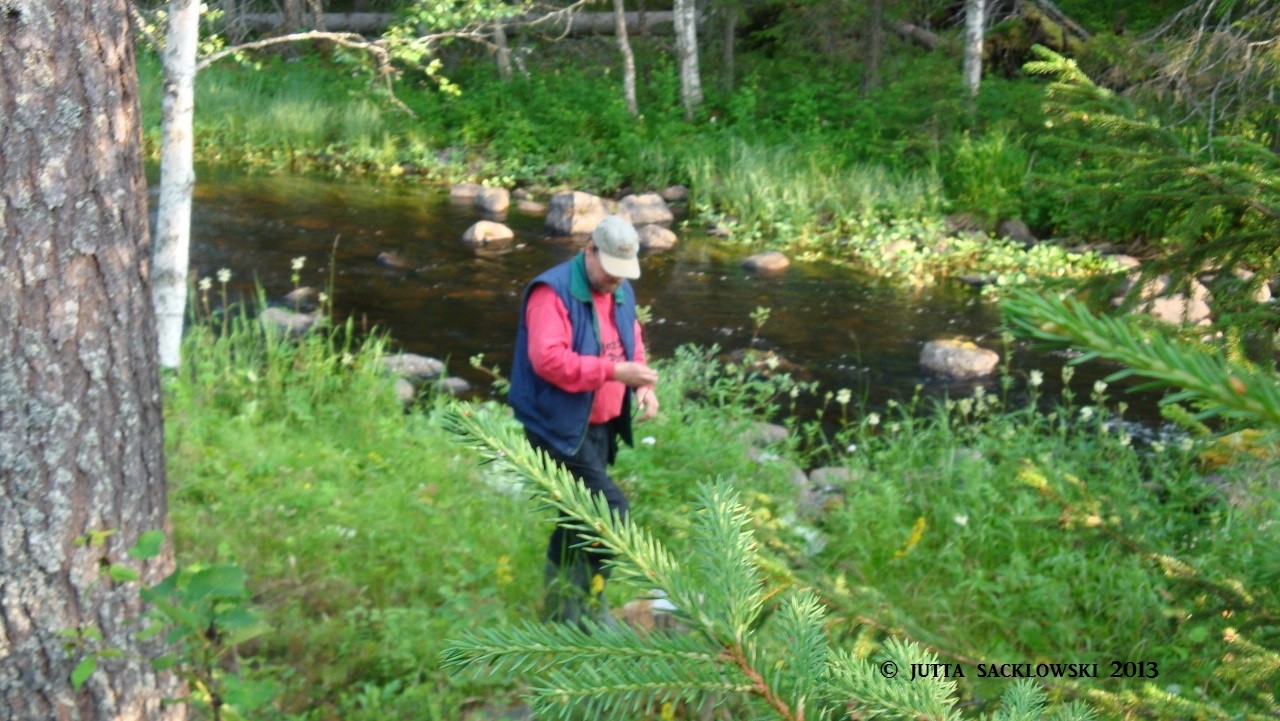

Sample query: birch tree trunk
[0,1,182,718]
[154,0,200,369]
[963,0,985,97]
[614,0,638,116]
[673,0,703,120]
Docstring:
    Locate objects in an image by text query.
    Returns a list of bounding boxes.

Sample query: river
[169,167,1149,420]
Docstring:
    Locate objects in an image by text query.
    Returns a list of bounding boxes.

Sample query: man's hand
[635,387,660,422]
[614,361,658,388]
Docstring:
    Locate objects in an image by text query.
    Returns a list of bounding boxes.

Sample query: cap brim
[599,252,641,280]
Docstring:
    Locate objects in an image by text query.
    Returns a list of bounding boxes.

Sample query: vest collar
[570,252,626,303]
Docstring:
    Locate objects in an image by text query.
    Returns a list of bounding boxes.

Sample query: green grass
[163,303,1279,719]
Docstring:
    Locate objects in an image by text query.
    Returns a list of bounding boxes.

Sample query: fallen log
[886,20,942,50]
[228,11,678,36]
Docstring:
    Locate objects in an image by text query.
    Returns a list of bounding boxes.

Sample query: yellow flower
[590,573,605,596]
[893,516,927,559]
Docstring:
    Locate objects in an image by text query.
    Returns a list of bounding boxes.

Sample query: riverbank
[162,306,1279,720]
[137,48,1127,293]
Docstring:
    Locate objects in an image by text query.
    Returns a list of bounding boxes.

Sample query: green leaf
[150,654,177,671]
[71,656,97,690]
[128,530,165,560]
[184,565,246,602]
[107,565,140,583]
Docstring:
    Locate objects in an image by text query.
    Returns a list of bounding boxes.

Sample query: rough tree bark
[614,0,639,116]
[0,1,182,719]
[154,0,200,370]
[963,0,985,96]
[673,0,703,120]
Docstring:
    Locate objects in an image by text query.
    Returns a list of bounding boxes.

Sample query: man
[509,215,660,627]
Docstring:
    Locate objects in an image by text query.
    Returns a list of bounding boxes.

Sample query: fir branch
[825,639,962,721]
[441,619,719,675]
[1002,291,1280,431]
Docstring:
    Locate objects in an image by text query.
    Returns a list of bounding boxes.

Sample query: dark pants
[525,424,629,580]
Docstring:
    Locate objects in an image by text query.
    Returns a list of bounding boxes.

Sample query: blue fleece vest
[510,254,638,457]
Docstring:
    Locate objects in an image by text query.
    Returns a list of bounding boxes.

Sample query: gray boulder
[381,353,445,382]
[744,421,788,447]
[637,224,678,251]
[546,191,609,235]
[437,376,473,395]
[516,199,547,215]
[998,219,1036,247]
[742,251,790,274]
[284,286,319,310]
[462,220,515,249]
[475,187,510,213]
[260,307,319,335]
[450,183,482,203]
[617,193,674,226]
[660,185,690,203]
[394,377,417,406]
[920,339,1000,378]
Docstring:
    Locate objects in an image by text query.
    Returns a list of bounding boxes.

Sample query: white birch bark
[673,0,703,120]
[963,0,985,97]
[614,0,638,116]
[153,0,200,369]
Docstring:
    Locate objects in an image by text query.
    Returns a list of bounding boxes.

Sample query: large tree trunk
[963,0,985,96]
[673,0,703,120]
[614,0,639,116]
[861,0,884,96]
[493,20,513,81]
[0,1,182,718]
[722,4,737,91]
[154,0,200,370]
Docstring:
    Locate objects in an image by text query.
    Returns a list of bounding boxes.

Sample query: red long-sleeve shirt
[525,284,649,424]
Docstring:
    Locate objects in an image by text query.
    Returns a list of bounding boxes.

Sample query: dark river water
[168,167,1155,422]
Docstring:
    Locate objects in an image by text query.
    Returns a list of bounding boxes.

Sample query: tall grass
[687,139,946,242]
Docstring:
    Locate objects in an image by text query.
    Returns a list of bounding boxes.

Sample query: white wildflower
[836,388,852,406]
[318,292,329,304]
[216,268,232,284]
[866,412,881,427]
[641,436,657,446]
[765,355,780,371]
[789,386,800,399]
[1118,434,1132,447]
[291,256,307,271]
[1179,437,1195,452]
[1079,406,1095,421]
[1093,380,1108,395]
[846,443,858,453]
[1028,370,1044,388]
[198,277,212,292]
[887,422,901,434]
[953,514,969,527]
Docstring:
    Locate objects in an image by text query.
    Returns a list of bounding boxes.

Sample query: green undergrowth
[137,43,1132,291]
[164,306,1278,719]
